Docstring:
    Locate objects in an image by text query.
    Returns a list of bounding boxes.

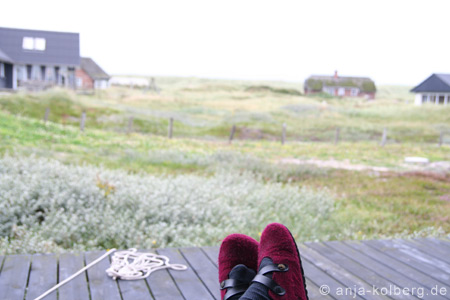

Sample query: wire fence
[42,107,450,146]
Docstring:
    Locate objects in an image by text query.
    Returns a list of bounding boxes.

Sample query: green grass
[1,80,449,144]
[0,77,449,246]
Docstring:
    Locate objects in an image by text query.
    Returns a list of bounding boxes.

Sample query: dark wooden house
[0,27,80,90]
[411,74,450,106]
[304,71,376,99]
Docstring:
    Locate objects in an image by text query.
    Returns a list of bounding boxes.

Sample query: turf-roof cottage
[0,27,79,90]
[411,74,450,106]
[75,57,110,90]
[304,71,376,99]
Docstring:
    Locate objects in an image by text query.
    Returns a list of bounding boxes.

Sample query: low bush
[0,156,338,254]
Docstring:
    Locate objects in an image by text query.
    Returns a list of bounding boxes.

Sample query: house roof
[0,48,13,63]
[80,57,109,80]
[305,74,376,92]
[411,74,450,93]
[0,27,79,66]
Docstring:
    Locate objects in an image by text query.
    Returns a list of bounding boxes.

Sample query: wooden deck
[1,238,449,300]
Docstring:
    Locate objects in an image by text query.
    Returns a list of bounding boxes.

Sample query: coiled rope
[34,248,187,300]
[106,248,188,280]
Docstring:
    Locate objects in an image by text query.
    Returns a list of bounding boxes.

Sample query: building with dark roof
[411,74,450,106]
[75,57,110,90]
[0,27,79,90]
[304,71,376,99]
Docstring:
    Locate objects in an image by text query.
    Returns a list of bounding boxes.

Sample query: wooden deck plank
[85,251,122,300]
[145,251,185,300]
[25,254,57,300]
[365,239,450,285]
[307,242,411,300]
[347,241,450,299]
[304,278,334,300]
[301,255,359,299]
[327,240,441,299]
[419,237,450,250]
[403,239,450,264]
[0,254,31,300]
[180,247,221,300]
[201,246,219,268]
[299,244,389,300]
[58,252,90,300]
[157,247,214,300]
[391,239,450,274]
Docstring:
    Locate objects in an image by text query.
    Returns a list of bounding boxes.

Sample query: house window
[0,63,4,78]
[22,37,46,51]
[338,87,345,96]
[351,88,359,96]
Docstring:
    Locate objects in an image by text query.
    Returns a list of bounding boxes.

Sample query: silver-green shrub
[0,156,337,254]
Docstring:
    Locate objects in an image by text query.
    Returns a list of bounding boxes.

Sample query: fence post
[438,131,444,147]
[43,107,50,123]
[229,125,236,144]
[281,123,286,145]
[127,116,134,134]
[334,127,340,145]
[168,117,173,138]
[380,127,387,147]
[80,111,86,132]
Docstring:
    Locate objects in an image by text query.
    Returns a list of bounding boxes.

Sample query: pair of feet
[218,223,309,300]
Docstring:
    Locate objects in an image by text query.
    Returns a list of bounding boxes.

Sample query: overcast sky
[1,0,449,85]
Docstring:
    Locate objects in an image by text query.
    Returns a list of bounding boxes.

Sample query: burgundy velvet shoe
[219,233,259,300]
[256,223,309,300]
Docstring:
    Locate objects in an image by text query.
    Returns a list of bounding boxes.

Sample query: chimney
[334,70,338,79]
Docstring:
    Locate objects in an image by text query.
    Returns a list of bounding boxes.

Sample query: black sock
[226,264,257,300]
[239,257,273,300]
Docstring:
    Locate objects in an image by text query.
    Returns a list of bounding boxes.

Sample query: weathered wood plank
[327,240,442,300]
[348,241,450,299]
[157,247,214,300]
[145,251,185,300]
[25,254,57,300]
[365,239,450,285]
[0,254,31,300]
[201,246,219,268]
[299,244,389,300]
[301,255,359,299]
[58,252,90,300]
[307,242,410,300]
[391,239,450,273]
[420,237,450,250]
[180,247,220,300]
[304,278,334,300]
[85,251,121,300]
[404,239,450,264]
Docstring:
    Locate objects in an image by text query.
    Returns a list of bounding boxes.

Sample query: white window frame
[22,37,46,51]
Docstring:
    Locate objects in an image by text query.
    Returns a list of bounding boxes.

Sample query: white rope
[34,248,188,300]
[105,248,188,280]
[34,248,117,300]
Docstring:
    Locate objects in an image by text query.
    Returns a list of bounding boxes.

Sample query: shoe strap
[221,279,251,300]
[251,262,289,296]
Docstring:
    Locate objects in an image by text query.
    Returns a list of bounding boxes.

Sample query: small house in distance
[0,27,80,90]
[304,71,376,99]
[411,74,450,106]
[75,57,110,90]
